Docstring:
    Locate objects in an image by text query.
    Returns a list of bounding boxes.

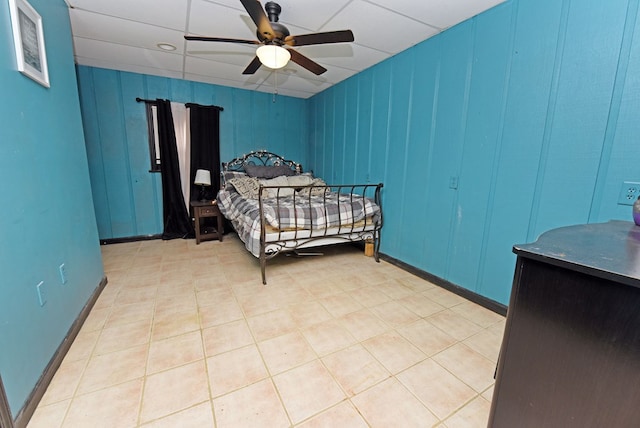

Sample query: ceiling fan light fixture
[256,45,290,69]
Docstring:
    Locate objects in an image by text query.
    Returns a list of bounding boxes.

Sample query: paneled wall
[76,67,308,240]
[308,0,640,305]
[0,0,104,416]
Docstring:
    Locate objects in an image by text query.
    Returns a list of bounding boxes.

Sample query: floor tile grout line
[229,270,295,426]
[198,320,218,428]
[134,274,160,428]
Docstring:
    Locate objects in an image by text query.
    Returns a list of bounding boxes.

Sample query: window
[145,103,161,172]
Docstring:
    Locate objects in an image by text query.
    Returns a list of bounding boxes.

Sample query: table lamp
[194,169,211,201]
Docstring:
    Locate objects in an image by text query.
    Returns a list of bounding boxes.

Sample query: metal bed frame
[221,150,384,284]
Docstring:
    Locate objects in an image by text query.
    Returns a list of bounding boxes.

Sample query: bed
[216,150,383,284]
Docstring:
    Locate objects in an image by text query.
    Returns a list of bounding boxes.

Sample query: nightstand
[191,200,223,244]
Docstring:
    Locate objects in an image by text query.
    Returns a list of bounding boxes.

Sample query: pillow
[260,176,294,198]
[222,170,247,189]
[244,164,296,179]
[227,177,261,199]
[223,170,246,182]
[286,175,314,188]
[297,178,328,197]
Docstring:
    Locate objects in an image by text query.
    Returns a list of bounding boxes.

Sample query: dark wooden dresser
[489,220,640,428]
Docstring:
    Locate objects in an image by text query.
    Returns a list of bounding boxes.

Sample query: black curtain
[155,99,194,239]
[187,104,222,201]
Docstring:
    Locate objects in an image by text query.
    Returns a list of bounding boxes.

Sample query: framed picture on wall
[8,0,50,88]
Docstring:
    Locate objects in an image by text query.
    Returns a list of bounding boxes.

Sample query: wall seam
[342,86,348,181]
[476,1,518,295]
[445,22,476,280]
[367,75,375,181]
[117,72,138,234]
[331,92,337,181]
[421,53,441,259]
[526,0,572,242]
[91,68,113,239]
[383,67,394,184]
[588,0,639,222]
[353,79,361,182]
[398,52,416,235]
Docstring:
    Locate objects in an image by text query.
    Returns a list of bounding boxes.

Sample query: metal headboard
[222,150,303,173]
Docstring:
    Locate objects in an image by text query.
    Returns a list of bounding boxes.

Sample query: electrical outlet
[617,181,640,205]
[36,281,46,307]
[59,263,67,285]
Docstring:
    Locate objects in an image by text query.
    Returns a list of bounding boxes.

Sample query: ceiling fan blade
[184,35,259,45]
[240,0,275,41]
[242,56,263,75]
[285,30,354,47]
[288,49,327,75]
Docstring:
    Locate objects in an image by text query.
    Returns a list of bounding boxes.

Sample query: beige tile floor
[28,234,505,427]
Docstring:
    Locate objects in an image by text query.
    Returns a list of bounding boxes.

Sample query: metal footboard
[257,183,383,284]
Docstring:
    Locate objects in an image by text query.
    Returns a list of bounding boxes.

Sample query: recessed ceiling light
[157,43,176,51]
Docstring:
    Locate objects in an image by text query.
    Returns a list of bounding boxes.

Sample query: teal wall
[4,0,638,420]
[76,67,309,240]
[0,0,103,417]
[308,0,640,305]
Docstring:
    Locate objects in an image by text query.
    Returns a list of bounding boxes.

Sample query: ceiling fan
[184,0,354,75]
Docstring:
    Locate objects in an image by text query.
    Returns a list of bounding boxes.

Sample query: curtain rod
[136,97,223,111]
[135,97,161,103]
[185,103,223,111]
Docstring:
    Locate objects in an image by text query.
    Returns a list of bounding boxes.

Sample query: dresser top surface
[514,220,640,286]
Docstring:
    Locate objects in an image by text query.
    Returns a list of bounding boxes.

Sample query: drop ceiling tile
[70,10,186,53]
[198,0,350,34]
[291,64,358,86]
[188,0,256,39]
[322,0,439,55]
[259,72,332,93]
[189,0,313,42]
[73,38,184,73]
[255,86,316,99]
[184,72,261,92]
[367,0,506,30]
[184,55,266,86]
[66,0,189,30]
[268,69,327,88]
[295,43,356,64]
[199,0,245,10]
[276,0,352,32]
[186,42,256,67]
[314,66,359,85]
[297,43,389,72]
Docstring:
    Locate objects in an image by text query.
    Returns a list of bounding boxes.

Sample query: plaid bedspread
[217,187,381,257]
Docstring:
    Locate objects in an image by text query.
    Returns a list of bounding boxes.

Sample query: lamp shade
[256,45,291,69]
[194,169,211,186]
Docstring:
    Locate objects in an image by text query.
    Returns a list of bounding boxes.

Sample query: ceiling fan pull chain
[273,70,278,102]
